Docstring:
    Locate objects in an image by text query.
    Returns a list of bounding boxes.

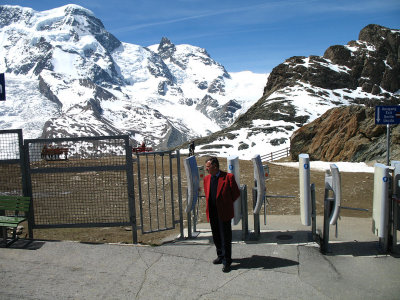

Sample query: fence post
[241,185,248,240]
[125,140,137,244]
[311,183,317,241]
[22,141,34,239]
[176,150,184,239]
[187,188,192,238]
[252,187,260,239]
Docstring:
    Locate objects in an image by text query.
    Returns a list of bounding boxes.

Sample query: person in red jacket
[204,156,240,273]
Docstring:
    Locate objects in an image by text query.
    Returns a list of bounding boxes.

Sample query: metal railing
[134,150,184,238]
[261,147,290,162]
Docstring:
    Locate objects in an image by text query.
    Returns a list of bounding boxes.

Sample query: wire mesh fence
[0,129,24,197]
[0,129,25,240]
[24,135,135,231]
[0,163,23,196]
[29,170,130,225]
[0,130,186,243]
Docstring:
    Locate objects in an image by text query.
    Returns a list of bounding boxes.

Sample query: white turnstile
[299,154,311,226]
[227,155,242,225]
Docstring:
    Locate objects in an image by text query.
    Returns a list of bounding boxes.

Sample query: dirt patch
[19,156,373,245]
[194,158,373,221]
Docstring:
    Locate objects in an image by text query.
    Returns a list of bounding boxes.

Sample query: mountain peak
[0,4,267,154]
[59,4,95,17]
[358,24,400,51]
[158,37,176,59]
[0,5,34,27]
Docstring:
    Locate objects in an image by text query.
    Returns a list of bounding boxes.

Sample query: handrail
[261,147,290,162]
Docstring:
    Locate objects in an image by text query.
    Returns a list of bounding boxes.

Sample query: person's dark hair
[206,156,219,169]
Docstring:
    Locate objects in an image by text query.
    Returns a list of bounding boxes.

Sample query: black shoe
[222,264,231,273]
[213,257,223,264]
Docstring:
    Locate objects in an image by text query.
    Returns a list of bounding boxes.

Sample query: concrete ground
[1,215,399,299]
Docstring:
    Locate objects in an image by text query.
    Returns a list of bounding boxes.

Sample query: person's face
[205,160,218,176]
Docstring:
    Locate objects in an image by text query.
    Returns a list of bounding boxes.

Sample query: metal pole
[252,187,260,239]
[241,185,248,240]
[387,124,390,166]
[23,141,34,239]
[125,140,137,244]
[186,188,192,238]
[392,197,399,250]
[311,183,316,241]
[153,153,160,230]
[264,194,267,225]
[145,154,152,231]
[322,197,330,254]
[187,212,192,238]
[136,153,144,234]
[193,198,199,233]
[176,150,184,239]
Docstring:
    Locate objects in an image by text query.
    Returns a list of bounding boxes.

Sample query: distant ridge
[183,24,400,161]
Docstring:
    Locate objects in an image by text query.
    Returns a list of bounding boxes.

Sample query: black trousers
[209,204,232,266]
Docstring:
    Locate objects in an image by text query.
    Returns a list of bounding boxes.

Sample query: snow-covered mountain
[2,5,398,161]
[185,24,400,159]
[0,4,267,150]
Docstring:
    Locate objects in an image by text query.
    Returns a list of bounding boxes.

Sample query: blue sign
[0,73,5,101]
[383,176,388,183]
[304,163,309,170]
[375,106,400,125]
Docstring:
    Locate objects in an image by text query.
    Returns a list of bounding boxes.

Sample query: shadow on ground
[231,255,299,270]
[0,239,45,250]
[326,241,400,257]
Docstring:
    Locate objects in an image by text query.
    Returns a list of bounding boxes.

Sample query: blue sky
[3,0,400,73]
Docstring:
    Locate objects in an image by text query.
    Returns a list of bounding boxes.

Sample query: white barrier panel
[227,155,242,225]
[327,164,341,225]
[184,156,199,213]
[299,154,311,226]
[372,163,389,238]
[252,154,266,214]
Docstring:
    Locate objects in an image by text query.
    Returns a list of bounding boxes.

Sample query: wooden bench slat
[0,195,30,200]
[0,205,30,211]
[0,198,30,203]
[0,216,26,223]
[0,222,25,227]
[0,196,31,247]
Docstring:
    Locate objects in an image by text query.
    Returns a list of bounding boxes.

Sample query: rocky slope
[290,105,400,162]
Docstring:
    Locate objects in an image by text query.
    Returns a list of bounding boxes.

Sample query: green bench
[0,195,31,247]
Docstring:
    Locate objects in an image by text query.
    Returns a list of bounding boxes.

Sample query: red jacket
[204,171,240,222]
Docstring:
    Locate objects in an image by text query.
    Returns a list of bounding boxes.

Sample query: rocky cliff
[290,105,400,162]
[264,24,400,102]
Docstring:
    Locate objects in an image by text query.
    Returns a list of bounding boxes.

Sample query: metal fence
[0,130,187,244]
[134,150,183,237]
[24,135,137,242]
[0,129,27,240]
[261,147,291,162]
[0,129,25,197]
